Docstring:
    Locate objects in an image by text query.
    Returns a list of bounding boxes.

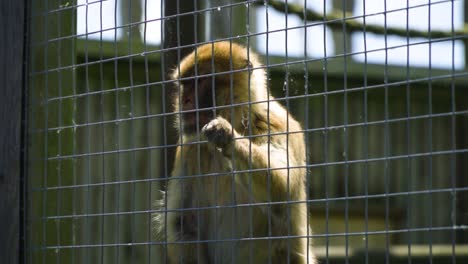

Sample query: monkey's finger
[202,120,231,147]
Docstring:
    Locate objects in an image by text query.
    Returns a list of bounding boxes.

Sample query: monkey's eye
[181,79,194,88]
[182,78,207,91]
[181,77,211,99]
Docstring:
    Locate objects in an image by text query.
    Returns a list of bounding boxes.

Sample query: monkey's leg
[165,175,209,264]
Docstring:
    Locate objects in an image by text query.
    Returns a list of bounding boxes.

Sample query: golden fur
[154,41,316,264]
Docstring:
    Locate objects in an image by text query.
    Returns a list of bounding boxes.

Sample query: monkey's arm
[202,117,303,203]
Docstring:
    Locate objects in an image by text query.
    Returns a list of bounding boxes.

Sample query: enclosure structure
[2,0,468,263]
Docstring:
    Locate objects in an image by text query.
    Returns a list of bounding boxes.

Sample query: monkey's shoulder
[252,101,303,133]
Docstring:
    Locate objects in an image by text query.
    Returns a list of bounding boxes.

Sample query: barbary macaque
[154,41,316,264]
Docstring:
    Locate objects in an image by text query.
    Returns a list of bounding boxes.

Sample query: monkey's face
[173,41,254,135]
[179,77,215,133]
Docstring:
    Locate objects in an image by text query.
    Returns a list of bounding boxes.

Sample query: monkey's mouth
[181,82,214,133]
[181,105,214,132]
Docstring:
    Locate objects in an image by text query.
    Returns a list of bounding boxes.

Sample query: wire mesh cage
[24,0,468,263]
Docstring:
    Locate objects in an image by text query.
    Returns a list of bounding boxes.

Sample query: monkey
[154,41,316,264]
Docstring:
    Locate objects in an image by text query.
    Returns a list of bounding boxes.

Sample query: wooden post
[162,0,198,176]
[0,0,26,263]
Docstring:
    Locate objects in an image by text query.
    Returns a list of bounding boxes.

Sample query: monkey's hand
[202,117,236,151]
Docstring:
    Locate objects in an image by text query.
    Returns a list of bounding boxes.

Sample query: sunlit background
[25,0,467,263]
[77,0,464,68]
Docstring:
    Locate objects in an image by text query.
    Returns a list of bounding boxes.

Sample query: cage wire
[25,0,468,263]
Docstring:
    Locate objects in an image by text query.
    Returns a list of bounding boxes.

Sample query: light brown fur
[154,41,316,264]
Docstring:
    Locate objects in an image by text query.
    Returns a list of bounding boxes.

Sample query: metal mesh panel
[25,0,468,263]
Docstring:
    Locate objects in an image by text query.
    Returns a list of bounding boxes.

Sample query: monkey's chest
[175,145,270,252]
[182,145,238,203]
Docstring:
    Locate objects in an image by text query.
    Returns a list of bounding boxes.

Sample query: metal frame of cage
[1,0,468,263]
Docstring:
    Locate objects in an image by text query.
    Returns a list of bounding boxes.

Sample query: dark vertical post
[0,0,27,263]
[162,0,197,174]
[163,0,197,66]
